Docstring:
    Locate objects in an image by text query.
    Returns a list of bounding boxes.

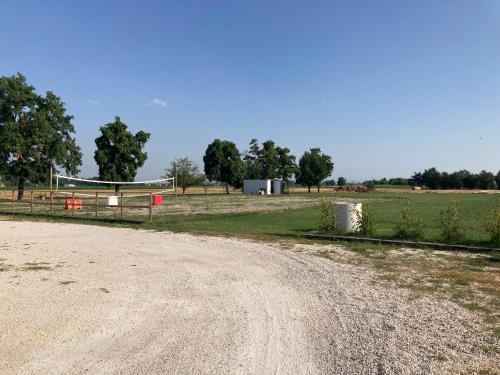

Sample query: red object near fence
[64,199,83,210]
[152,195,163,206]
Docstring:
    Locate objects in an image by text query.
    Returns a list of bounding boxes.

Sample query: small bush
[352,204,376,236]
[318,198,336,231]
[394,206,424,240]
[439,199,464,243]
[482,201,500,247]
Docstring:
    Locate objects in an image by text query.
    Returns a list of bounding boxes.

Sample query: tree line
[0,74,335,197]
[411,168,500,190]
[201,139,334,194]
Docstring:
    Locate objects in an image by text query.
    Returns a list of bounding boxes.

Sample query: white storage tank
[334,202,362,233]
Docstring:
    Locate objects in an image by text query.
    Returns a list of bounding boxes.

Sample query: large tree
[242,138,297,181]
[337,177,347,186]
[421,167,442,189]
[0,74,82,199]
[276,146,297,181]
[259,140,279,179]
[94,116,150,192]
[477,170,496,190]
[203,139,244,194]
[164,157,204,194]
[242,138,261,179]
[296,148,334,192]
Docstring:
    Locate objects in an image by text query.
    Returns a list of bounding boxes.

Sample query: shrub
[394,206,424,240]
[352,204,375,236]
[318,198,336,231]
[439,199,464,243]
[482,201,500,247]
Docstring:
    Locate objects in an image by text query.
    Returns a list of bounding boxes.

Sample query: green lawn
[136,192,499,247]
[1,191,499,247]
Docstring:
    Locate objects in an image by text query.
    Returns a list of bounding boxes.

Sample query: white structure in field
[334,202,362,233]
[243,179,284,195]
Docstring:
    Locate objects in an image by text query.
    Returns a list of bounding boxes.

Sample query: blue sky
[1,0,499,181]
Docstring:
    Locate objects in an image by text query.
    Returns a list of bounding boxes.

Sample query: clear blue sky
[1,0,499,181]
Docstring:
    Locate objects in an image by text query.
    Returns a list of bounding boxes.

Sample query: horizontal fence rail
[0,190,174,223]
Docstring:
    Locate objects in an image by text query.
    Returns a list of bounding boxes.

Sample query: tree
[259,140,279,179]
[496,170,500,190]
[203,139,245,194]
[94,116,150,192]
[421,167,441,189]
[477,170,496,190]
[276,146,298,181]
[463,173,480,189]
[337,177,347,186]
[296,148,334,192]
[410,172,424,187]
[242,139,261,179]
[164,157,204,194]
[0,73,82,199]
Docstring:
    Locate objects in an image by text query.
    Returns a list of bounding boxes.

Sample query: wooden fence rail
[0,190,156,223]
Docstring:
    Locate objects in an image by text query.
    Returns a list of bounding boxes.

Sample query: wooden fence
[0,190,168,222]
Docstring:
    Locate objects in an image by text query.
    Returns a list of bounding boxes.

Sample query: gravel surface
[0,221,496,374]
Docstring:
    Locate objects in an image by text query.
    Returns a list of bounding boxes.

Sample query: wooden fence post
[149,192,153,223]
[30,191,33,214]
[95,192,99,219]
[71,192,75,217]
[11,190,15,212]
[50,191,53,214]
[120,192,124,220]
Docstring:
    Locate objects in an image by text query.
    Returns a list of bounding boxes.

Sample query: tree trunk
[17,177,25,200]
[308,185,311,193]
[115,184,120,194]
[317,186,321,193]
[182,187,186,195]
[225,183,229,195]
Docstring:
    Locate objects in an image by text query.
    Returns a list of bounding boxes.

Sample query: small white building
[243,179,284,195]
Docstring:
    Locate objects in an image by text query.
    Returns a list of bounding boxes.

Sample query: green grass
[135,191,499,247]
[1,191,499,247]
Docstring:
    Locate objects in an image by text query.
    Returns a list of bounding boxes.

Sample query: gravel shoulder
[0,221,496,374]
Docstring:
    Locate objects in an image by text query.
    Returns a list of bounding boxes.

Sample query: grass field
[132,191,500,247]
[1,190,499,247]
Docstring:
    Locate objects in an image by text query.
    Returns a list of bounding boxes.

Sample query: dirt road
[0,221,494,374]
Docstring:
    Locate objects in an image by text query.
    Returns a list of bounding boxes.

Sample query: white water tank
[334,202,362,233]
[107,196,119,206]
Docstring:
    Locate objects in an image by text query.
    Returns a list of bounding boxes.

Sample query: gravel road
[0,221,495,374]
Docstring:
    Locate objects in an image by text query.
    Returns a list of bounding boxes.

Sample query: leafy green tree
[94,116,150,192]
[259,140,278,179]
[463,173,480,189]
[243,139,297,181]
[164,157,204,194]
[203,139,245,194]
[496,170,500,190]
[276,146,297,181]
[337,177,347,186]
[421,167,441,189]
[296,148,334,192]
[477,170,496,190]
[243,138,261,179]
[0,73,82,199]
[410,172,424,187]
